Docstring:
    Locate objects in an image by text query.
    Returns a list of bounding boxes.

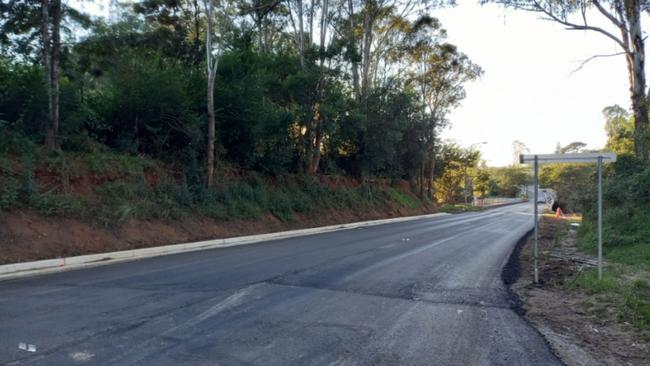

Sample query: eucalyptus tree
[0,0,89,150]
[238,0,288,52]
[133,0,207,67]
[603,104,635,154]
[512,140,529,165]
[486,0,650,161]
[434,142,481,203]
[351,0,453,105]
[204,0,220,186]
[285,0,342,174]
[401,16,482,197]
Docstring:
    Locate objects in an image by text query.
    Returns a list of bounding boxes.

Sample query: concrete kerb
[0,212,449,281]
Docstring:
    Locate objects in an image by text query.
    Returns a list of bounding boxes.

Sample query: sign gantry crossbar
[519,152,616,283]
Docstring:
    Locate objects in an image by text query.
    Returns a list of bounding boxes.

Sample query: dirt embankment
[0,152,438,265]
[511,218,650,366]
[0,204,433,265]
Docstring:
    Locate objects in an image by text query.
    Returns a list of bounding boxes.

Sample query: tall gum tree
[486,0,649,161]
[1,0,89,150]
[204,0,222,187]
[287,0,336,174]
[402,17,482,198]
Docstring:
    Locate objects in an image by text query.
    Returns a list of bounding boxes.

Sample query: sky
[435,2,635,166]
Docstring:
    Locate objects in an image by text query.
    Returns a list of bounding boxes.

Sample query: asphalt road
[0,203,562,365]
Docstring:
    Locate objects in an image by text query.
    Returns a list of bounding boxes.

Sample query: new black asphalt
[0,203,562,365]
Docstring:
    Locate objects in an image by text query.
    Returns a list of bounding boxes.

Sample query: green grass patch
[569,268,618,294]
[579,207,650,271]
[439,204,482,213]
[31,193,87,216]
[84,151,159,178]
[0,149,431,224]
[568,266,650,337]
[625,280,650,330]
[389,188,419,209]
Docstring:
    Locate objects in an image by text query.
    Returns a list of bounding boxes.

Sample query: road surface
[0,203,561,365]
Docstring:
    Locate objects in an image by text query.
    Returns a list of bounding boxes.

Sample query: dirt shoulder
[0,204,434,265]
[510,218,650,366]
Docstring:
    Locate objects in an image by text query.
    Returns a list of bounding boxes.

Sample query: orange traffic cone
[555,207,563,219]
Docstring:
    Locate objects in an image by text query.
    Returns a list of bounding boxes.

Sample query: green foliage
[267,190,294,222]
[488,166,530,198]
[473,168,491,198]
[0,60,47,141]
[389,188,419,209]
[570,268,618,294]
[540,163,594,212]
[0,1,482,224]
[439,204,482,213]
[0,2,483,184]
[569,268,650,334]
[0,157,20,210]
[603,105,635,155]
[31,193,87,216]
[434,142,481,203]
[84,151,159,178]
[625,280,650,329]
[577,157,650,269]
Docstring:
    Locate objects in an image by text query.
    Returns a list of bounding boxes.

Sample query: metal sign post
[520,152,616,282]
[597,156,603,280]
[533,156,539,284]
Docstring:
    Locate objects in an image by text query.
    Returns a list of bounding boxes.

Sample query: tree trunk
[308,0,315,45]
[307,126,323,175]
[427,153,434,201]
[41,0,52,147]
[347,0,359,98]
[46,0,60,150]
[204,0,218,187]
[296,0,305,68]
[193,0,202,68]
[360,0,373,107]
[419,161,424,198]
[627,6,649,161]
[206,76,216,187]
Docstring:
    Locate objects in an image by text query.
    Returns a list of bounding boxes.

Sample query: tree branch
[571,51,626,73]
[593,0,624,29]
[531,0,628,52]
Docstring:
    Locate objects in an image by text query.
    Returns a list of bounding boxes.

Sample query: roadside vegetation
[0,145,434,226]
[517,106,650,345]
[514,218,650,364]
[0,0,535,234]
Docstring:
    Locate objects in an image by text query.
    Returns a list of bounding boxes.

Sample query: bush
[625,280,650,329]
[31,193,87,216]
[389,188,419,208]
[0,156,19,210]
[579,159,650,270]
[268,190,293,222]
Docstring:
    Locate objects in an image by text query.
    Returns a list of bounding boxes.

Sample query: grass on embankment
[438,204,482,213]
[0,148,433,226]
[559,212,650,337]
[567,265,650,337]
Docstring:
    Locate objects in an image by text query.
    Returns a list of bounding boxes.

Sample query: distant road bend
[0,203,562,365]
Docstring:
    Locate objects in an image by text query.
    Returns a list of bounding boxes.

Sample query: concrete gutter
[0,212,449,282]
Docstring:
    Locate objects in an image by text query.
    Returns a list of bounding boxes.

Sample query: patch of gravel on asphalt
[506,219,650,366]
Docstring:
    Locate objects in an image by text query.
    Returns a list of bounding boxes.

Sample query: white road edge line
[0,212,451,281]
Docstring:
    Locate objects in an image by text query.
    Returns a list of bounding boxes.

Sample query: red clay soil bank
[0,204,433,265]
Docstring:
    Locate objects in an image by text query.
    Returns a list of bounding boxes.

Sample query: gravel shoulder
[510,218,650,366]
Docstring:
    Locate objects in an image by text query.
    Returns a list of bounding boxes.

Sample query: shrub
[32,193,87,216]
[268,190,293,222]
